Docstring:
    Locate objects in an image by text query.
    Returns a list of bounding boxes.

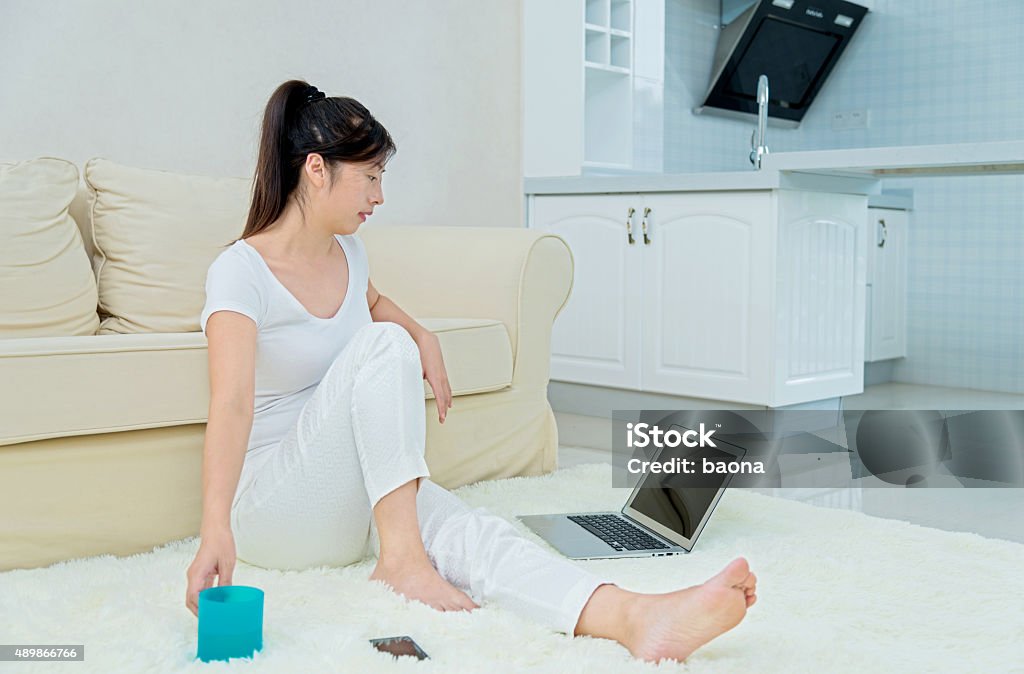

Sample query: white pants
[230,321,609,635]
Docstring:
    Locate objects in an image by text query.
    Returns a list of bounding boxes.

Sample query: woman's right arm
[186,310,257,616]
[201,310,257,534]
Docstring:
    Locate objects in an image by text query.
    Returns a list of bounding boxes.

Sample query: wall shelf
[583,0,633,168]
[523,0,643,176]
[610,0,631,32]
[610,34,631,69]
[585,29,609,64]
[584,61,631,75]
[585,0,608,26]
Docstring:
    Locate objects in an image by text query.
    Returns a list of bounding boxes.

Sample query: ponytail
[234,79,396,244]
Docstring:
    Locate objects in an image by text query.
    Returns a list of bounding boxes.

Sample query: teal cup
[197,586,264,662]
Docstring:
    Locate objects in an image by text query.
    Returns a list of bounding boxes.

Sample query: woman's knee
[321,322,420,393]
[373,320,412,341]
[359,321,420,362]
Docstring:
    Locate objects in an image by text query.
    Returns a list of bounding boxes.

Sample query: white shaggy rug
[2,463,1022,674]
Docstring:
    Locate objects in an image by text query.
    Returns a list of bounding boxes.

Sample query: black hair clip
[304,85,327,105]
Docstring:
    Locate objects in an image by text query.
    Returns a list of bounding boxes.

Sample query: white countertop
[523,170,908,203]
[523,170,783,195]
[761,140,1024,177]
[524,141,1024,197]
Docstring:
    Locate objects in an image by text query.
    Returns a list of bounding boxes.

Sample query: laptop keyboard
[568,514,670,551]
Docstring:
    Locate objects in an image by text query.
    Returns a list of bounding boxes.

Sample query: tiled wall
[663,0,1024,394]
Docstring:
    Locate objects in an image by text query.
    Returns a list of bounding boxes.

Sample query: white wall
[0,0,522,229]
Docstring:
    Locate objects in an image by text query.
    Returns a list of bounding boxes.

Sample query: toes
[709,557,750,587]
[736,572,757,592]
[455,591,478,611]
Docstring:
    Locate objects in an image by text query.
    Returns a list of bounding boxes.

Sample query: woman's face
[324,160,385,234]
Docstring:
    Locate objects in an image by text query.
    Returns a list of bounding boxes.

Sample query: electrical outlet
[832,109,870,130]
[847,109,869,129]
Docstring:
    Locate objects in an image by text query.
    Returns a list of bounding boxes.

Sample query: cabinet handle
[641,207,652,245]
[876,218,887,248]
[625,207,636,245]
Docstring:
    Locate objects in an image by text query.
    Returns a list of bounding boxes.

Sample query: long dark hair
[236,80,396,242]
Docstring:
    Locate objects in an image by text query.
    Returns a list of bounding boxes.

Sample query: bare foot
[625,557,757,663]
[370,558,479,612]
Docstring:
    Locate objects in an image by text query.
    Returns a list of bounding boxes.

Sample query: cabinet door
[529,195,643,389]
[866,208,908,361]
[638,192,774,403]
[774,190,868,405]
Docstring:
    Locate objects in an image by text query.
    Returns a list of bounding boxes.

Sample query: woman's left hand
[417,331,453,424]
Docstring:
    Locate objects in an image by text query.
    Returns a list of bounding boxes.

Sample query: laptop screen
[622,427,746,550]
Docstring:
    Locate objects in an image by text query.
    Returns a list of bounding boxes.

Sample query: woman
[184,79,757,663]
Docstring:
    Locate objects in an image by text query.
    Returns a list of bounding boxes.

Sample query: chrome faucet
[749,74,770,169]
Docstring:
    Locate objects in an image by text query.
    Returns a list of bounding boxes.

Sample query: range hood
[694,0,868,127]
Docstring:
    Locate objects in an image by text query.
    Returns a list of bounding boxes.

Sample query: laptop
[518,428,747,559]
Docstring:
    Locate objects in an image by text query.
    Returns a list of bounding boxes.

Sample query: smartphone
[369,635,430,660]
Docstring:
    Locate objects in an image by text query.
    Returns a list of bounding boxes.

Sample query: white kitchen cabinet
[530,190,868,406]
[864,207,908,361]
[530,195,643,389]
[637,192,773,402]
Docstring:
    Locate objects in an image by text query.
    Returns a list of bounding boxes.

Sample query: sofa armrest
[359,226,572,391]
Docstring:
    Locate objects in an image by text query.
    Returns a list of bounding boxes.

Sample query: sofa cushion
[417,318,513,398]
[84,158,250,334]
[0,317,512,446]
[0,158,100,338]
[0,333,210,446]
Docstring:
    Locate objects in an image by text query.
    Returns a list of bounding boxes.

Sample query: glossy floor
[556,414,1024,544]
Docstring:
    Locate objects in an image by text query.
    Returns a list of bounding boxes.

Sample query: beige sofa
[0,157,573,572]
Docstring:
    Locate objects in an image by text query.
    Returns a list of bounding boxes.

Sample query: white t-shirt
[200,233,373,476]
